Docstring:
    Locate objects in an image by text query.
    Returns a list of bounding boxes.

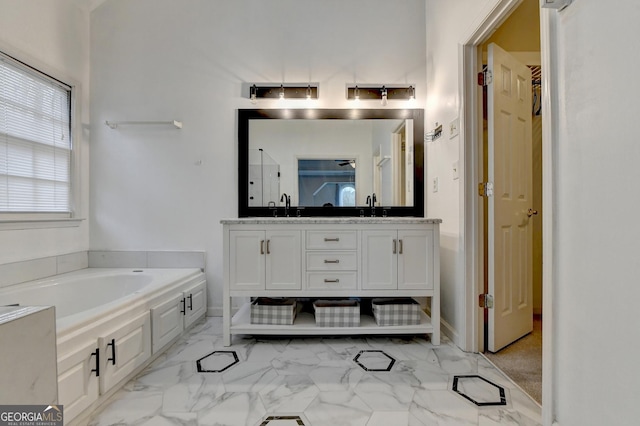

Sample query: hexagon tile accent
[452,375,507,406]
[353,350,396,372]
[196,350,239,373]
[259,415,305,425]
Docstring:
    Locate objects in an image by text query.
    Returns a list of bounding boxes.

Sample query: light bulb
[306,85,312,100]
[279,85,285,100]
[381,86,388,106]
[354,86,360,101]
[409,86,415,101]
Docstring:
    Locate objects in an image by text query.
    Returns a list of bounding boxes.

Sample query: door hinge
[479,294,494,309]
[478,69,492,86]
[478,182,494,197]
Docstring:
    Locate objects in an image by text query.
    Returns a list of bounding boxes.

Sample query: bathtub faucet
[280,193,291,217]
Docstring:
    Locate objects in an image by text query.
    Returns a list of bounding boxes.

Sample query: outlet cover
[433,177,439,193]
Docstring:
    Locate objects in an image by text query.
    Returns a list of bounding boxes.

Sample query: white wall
[425,0,493,344]
[0,0,90,264]
[426,0,640,423]
[551,2,640,424]
[89,0,426,313]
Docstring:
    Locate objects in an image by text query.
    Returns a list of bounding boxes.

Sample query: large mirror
[238,109,424,217]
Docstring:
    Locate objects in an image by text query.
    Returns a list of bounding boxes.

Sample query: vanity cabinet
[229,230,301,291]
[222,218,441,346]
[362,229,434,290]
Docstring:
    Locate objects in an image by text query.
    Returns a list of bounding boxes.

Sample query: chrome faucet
[280,193,291,217]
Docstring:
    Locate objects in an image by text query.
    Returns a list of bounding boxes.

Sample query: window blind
[0,53,72,214]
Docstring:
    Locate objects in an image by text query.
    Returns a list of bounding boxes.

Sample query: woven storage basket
[313,299,360,327]
[251,298,297,325]
[372,298,421,326]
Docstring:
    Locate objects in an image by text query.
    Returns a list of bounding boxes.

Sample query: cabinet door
[151,294,184,354]
[57,340,99,422]
[184,281,207,328]
[229,230,265,290]
[99,311,151,394]
[265,230,301,290]
[397,229,433,290]
[362,230,398,290]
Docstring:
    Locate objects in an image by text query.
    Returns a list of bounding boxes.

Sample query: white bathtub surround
[88,250,205,269]
[0,306,57,405]
[0,251,88,289]
[87,317,542,426]
[0,268,207,425]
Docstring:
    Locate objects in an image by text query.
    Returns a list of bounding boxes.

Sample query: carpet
[484,315,542,404]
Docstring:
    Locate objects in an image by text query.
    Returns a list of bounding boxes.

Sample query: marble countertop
[221,217,442,225]
[0,306,51,325]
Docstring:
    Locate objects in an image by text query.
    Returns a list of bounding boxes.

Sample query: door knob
[527,208,538,217]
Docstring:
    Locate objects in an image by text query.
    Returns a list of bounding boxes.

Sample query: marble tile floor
[87,317,541,426]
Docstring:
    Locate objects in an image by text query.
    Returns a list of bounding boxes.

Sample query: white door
[229,230,265,290]
[265,230,301,290]
[487,43,533,352]
[397,229,433,290]
[362,230,397,290]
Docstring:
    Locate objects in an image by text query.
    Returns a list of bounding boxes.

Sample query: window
[0,52,73,216]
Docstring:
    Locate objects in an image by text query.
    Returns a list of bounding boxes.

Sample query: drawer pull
[91,348,100,377]
[399,239,403,254]
[107,338,116,366]
[324,259,340,264]
[324,278,340,283]
[266,239,271,254]
[393,239,397,254]
[324,237,340,242]
[260,240,265,255]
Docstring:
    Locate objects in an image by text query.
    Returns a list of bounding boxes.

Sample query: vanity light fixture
[246,83,319,101]
[346,84,416,104]
[250,85,258,104]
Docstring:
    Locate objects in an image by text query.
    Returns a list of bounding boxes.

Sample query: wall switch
[432,177,439,192]
[453,161,459,180]
[449,117,460,139]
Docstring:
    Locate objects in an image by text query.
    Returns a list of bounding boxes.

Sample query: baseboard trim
[440,317,460,348]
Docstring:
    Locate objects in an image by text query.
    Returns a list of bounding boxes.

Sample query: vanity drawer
[307,272,357,290]
[306,251,357,271]
[306,231,357,250]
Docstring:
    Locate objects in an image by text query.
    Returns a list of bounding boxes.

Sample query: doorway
[462,0,545,406]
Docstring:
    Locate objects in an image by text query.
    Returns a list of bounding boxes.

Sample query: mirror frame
[238,108,424,217]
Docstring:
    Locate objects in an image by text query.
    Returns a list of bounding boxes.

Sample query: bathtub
[0,267,205,334]
[0,267,207,424]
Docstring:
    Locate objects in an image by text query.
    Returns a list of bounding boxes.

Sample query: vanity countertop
[221,217,442,225]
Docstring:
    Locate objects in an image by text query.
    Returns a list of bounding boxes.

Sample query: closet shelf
[105,120,182,129]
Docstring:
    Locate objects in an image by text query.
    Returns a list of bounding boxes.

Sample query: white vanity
[222,217,441,346]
